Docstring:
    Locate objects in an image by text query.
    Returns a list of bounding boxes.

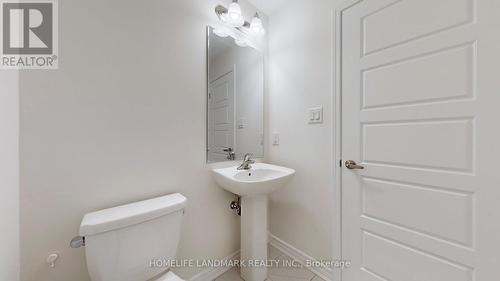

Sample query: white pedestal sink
[211,163,295,281]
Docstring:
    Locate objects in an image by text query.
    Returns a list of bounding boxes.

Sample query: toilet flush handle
[70,236,85,248]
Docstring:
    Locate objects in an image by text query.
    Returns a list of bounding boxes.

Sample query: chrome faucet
[237,153,255,170]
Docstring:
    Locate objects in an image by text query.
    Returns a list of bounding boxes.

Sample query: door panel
[362,0,474,55]
[362,44,474,109]
[361,231,472,281]
[341,0,500,280]
[362,119,473,171]
[362,177,474,246]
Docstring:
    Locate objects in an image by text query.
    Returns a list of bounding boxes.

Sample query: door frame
[333,1,363,281]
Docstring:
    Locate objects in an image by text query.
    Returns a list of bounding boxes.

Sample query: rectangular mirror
[206,26,264,163]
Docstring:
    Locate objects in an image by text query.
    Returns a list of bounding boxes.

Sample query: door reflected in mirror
[207,26,264,163]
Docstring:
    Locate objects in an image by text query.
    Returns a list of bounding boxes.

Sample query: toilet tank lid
[79,193,187,236]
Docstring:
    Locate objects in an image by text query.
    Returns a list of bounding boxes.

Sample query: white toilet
[79,193,187,281]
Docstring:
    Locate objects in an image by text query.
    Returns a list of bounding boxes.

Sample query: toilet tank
[79,193,187,281]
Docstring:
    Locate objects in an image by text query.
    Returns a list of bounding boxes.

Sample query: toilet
[79,193,187,281]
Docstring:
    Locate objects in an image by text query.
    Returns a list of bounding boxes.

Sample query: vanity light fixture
[225,0,245,27]
[214,2,265,35]
[250,13,264,35]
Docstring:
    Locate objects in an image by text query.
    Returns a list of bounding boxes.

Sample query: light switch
[308,106,323,124]
[309,110,315,121]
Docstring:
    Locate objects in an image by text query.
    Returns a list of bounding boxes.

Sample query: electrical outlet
[272,133,280,145]
[238,118,246,129]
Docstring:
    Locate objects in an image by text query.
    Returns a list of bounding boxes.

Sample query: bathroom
[0,0,498,281]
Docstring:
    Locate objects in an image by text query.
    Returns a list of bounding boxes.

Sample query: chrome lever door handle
[345,160,364,170]
[222,147,235,160]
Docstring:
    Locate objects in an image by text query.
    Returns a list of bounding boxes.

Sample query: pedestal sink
[211,163,295,281]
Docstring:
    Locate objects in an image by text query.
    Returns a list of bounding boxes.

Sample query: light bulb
[226,0,244,27]
[250,13,264,35]
[228,1,242,20]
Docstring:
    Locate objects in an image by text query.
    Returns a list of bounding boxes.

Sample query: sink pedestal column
[240,195,268,281]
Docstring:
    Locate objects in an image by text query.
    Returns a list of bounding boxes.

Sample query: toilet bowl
[79,193,187,281]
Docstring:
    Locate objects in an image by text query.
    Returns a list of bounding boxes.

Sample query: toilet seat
[155,271,185,281]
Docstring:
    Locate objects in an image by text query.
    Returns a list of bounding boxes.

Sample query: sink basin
[211,163,295,281]
[211,163,295,196]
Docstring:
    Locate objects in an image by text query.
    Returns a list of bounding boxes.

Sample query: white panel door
[341,0,500,280]
[209,71,235,162]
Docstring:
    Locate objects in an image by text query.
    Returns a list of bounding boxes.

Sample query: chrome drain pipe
[230,196,241,216]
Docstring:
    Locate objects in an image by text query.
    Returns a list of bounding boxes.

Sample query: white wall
[267,0,341,263]
[210,42,264,159]
[0,70,20,281]
[18,1,266,281]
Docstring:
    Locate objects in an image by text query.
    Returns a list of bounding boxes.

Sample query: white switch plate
[272,133,280,146]
[308,106,323,124]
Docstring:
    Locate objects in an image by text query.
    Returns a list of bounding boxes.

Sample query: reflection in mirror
[207,26,264,163]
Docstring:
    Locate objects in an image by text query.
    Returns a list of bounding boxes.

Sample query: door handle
[223,147,235,160]
[345,160,364,170]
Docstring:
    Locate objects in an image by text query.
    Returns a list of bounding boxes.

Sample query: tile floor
[213,245,326,281]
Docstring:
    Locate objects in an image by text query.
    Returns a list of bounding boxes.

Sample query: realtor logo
[1,0,58,69]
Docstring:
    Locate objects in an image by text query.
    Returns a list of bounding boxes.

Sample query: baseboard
[189,250,240,281]
[268,233,333,281]
[189,234,334,281]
